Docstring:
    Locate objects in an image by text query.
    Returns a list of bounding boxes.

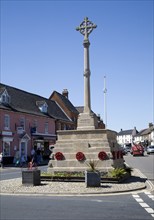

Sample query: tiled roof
[75,106,84,114]
[118,129,133,135]
[50,91,79,114]
[0,83,71,122]
[75,106,96,115]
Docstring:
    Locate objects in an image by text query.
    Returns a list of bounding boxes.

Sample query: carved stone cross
[76,17,97,40]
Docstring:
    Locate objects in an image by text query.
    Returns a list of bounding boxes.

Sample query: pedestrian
[20,154,26,167]
[13,149,20,166]
[36,148,42,164]
[31,148,35,160]
[0,152,4,168]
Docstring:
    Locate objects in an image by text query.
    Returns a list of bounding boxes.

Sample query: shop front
[32,133,56,160]
[1,131,14,164]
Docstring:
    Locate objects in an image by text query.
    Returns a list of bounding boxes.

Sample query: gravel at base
[0,174,146,195]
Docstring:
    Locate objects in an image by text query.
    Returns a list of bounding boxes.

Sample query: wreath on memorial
[98,151,108,160]
[76,152,85,161]
[55,152,64,160]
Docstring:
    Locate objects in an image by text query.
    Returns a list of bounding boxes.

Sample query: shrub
[85,159,99,172]
[109,168,127,179]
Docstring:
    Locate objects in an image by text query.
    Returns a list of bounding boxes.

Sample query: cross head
[76,17,97,40]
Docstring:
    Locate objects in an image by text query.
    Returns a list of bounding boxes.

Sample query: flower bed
[41,170,131,183]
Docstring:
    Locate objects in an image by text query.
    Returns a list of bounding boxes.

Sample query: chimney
[149,122,153,128]
[62,89,68,99]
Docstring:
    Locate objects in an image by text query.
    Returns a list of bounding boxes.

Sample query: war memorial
[48,17,124,173]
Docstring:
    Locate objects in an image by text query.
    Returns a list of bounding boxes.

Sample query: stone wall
[48,129,124,173]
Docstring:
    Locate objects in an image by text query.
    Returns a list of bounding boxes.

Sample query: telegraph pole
[103,75,107,129]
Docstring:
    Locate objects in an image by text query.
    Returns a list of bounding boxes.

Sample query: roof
[136,126,154,136]
[0,83,71,122]
[75,106,84,114]
[75,106,96,115]
[118,129,133,136]
[50,91,79,114]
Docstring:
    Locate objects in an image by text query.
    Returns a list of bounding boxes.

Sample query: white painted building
[117,127,138,145]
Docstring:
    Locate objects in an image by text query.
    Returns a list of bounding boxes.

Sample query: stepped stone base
[77,112,98,130]
[48,129,124,173]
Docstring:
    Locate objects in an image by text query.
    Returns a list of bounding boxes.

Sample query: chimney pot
[62,89,68,99]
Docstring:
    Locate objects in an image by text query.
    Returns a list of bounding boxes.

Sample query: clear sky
[0,0,153,132]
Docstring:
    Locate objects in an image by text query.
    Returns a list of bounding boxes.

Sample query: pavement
[0,168,153,196]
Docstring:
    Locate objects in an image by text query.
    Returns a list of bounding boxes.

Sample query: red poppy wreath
[98,151,107,160]
[76,152,85,161]
[55,152,64,160]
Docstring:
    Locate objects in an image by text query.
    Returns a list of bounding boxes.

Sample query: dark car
[147,145,154,154]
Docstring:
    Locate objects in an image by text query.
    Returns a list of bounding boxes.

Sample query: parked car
[123,143,131,152]
[131,144,144,156]
[146,145,154,155]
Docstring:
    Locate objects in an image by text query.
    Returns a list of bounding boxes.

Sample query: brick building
[0,83,74,164]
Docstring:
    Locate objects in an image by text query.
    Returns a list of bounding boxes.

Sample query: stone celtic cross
[76,17,97,40]
[76,17,98,129]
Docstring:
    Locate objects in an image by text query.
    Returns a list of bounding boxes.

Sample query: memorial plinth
[48,129,124,173]
[48,17,124,173]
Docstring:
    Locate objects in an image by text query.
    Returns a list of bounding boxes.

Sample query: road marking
[145,207,154,214]
[144,192,154,200]
[132,194,140,198]
[139,203,149,208]
[90,199,103,202]
[135,198,144,202]
[135,169,148,179]
[132,193,154,218]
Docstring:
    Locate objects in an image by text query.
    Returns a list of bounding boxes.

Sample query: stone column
[76,17,98,130]
[83,39,91,114]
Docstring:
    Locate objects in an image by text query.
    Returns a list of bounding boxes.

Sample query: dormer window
[36,101,48,113]
[0,88,10,104]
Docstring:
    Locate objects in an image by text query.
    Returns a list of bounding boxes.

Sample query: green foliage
[109,168,127,179]
[85,159,99,172]
[41,171,84,178]
[41,172,52,177]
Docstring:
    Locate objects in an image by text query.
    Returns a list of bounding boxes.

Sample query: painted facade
[0,83,74,164]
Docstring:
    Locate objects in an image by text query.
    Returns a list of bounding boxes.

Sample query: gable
[0,88,10,104]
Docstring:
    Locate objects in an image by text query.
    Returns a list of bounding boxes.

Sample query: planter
[22,170,41,186]
[85,170,101,187]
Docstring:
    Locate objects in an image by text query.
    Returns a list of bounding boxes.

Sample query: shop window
[3,142,10,156]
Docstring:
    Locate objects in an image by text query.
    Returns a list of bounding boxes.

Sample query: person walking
[13,149,20,166]
[0,152,4,168]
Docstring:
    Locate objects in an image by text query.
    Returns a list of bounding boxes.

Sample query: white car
[147,145,154,154]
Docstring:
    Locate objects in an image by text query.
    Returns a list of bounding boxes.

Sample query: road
[0,154,154,220]
[0,165,47,180]
[124,153,154,186]
[1,192,154,220]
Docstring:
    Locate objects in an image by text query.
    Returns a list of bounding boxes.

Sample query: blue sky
[0,0,153,132]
